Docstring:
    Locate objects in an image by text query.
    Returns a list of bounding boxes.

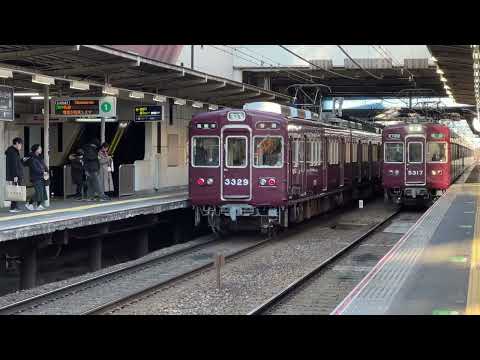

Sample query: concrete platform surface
[0,187,189,242]
[332,164,480,315]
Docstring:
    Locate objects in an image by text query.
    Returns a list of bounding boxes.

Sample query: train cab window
[192,136,220,167]
[427,142,447,163]
[385,143,404,163]
[226,136,247,168]
[408,142,423,163]
[254,136,283,167]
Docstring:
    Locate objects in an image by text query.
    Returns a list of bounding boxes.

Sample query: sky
[233,45,432,67]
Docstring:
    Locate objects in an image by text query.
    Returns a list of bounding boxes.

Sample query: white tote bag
[6,182,27,202]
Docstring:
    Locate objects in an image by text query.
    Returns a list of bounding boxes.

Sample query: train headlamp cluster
[196,123,217,129]
[431,170,443,176]
[259,177,277,186]
[196,177,214,186]
[388,169,400,176]
[227,111,246,121]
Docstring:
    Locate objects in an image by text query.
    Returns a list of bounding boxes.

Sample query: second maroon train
[188,102,475,234]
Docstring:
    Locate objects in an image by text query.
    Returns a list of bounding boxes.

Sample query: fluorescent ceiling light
[0,68,13,78]
[32,74,55,86]
[31,96,52,100]
[14,92,39,97]
[440,76,447,82]
[192,101,203,108]
[153,94,167,103]
[431,56,438,62]
[444,85,450,90]
[208,104,218,111]
[102,85,119,96]
[174,98,186,106]
[75,118,117,123]
[129,91,144,99]
[436,68,444,75]
[70,80,90,91]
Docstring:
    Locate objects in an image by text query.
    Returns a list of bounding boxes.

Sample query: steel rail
[0,236,219,315]
[247,209,401,315]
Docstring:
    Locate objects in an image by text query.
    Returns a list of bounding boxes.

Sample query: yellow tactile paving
[0,192,187,223]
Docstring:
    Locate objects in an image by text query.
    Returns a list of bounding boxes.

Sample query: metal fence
[119,164,135,198]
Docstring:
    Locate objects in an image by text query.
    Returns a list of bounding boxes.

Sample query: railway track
[247,209,402,315]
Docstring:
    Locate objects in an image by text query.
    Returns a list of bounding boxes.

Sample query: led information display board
[0,85,14,121]
[51,97,116,118]
[134,105,163,122]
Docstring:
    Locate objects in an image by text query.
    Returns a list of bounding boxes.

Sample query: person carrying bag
[5,137,26,213]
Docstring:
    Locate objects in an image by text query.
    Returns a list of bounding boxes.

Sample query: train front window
[254,136,283,167]
[408,142,423,163]
[192,137,220,167]
[226,136,247,168]
[385,143,404,163]
[427,142,447,162]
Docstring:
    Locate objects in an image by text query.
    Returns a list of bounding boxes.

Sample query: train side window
[345,142,350,163]
[352,142,357,163]
[385,142,404,163]
[253,136,283,168]
[427,142,447,163]
[372,144,378,161]
[292,139,299,167]
[226,136,247,168]
[192,136,220,167]
[306,139,312,165]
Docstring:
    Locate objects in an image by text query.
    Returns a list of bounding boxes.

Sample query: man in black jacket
[5,137,25,212]
[82,139,108,201]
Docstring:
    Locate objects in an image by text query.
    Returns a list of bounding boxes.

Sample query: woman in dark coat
[69,148,86,200]
[23,144,49,211]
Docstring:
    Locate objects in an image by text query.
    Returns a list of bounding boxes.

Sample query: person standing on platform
[5,137,25,213]
[23,144,49,211]
[83,139,109,201]
[69,148,87,200]
[98,143,114,198]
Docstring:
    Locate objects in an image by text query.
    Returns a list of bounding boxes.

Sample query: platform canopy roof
[0,45,292,108]
[427,45,474,106]
[239,61,448,99]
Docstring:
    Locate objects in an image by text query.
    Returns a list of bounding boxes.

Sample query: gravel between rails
[263,210,424,315]
[109,199,400,315]
[1,232,269,315]
[0,234,217,311]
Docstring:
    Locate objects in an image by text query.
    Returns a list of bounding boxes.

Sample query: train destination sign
[0,85,14,121]
[134,105,163,122]
[51,97,116,118]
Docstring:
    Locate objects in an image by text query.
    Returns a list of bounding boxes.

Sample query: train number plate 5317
[224,178,249,186]
[408,170,423,176]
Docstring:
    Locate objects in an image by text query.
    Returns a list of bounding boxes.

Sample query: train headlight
[196,178,205,186]
[388,169,394,175]
[394,169,400,176]
[259,178,267,186]
[432,170,443,176]
[206,178,214,185]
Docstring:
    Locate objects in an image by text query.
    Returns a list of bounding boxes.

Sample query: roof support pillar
[43,85,50,207]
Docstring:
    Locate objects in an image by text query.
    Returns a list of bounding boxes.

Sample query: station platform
[333,164,480,315]
[0,187,189,242]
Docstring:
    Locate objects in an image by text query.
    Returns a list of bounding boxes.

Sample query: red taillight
[267,178,276,186]
[196,178,205,186]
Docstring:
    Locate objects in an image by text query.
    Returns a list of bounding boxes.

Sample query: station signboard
[134,105,163,122]
[51,96,116,118]
[0,85,14,121]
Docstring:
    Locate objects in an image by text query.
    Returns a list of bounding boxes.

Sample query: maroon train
[189,102,382,234]
[382,122,475,205]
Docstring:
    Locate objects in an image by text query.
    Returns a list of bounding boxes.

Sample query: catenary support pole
[43,85,50,207]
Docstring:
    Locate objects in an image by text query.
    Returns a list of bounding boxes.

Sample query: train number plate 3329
[224,178,249,186]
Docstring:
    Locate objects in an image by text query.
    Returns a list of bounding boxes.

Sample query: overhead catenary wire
[278,45,358,80]
[336,45,384,80]
[209,45,312,84]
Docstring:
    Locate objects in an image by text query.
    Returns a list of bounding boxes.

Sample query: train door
[290,135,304,196]
[405,136,426,185]
[221,128,251,200]
[340,138,345,186]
